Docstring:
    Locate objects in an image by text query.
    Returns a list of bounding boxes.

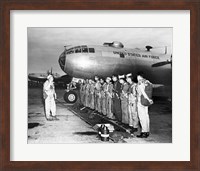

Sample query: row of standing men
[78,73,153,138]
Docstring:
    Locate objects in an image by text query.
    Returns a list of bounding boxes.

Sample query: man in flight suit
[100,78,107,115]
[105,77,115,119]
[126,74,139,133]
[43,75,59,121]
[80,79,85,106]
[85,79,90,107]
[136,72,153,138]
[119,75,129,125]
[88,79,95,109]
[112,75,122,122]
[94,76,101,112]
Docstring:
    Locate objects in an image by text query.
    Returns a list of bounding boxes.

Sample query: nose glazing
[58,51,66,72]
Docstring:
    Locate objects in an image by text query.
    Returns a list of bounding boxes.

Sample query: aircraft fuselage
[59,44,172,86]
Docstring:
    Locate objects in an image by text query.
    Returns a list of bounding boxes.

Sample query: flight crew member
[85,79,90,107]
[69,81,77,90]
[100,78,107,115]
[119,75,129,125]
[88,79,95,109]
[76,80,82,105]
[126,74,139,133]
[94,76,101,112]
[112,75,122,122]
[80,80,85,106]
[105,77,115,119]
[136,73,153,138]
[43,75,58,121]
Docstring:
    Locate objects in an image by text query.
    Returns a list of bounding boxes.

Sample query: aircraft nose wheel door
[64,90,78,104]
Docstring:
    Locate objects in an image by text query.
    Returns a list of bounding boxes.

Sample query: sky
[28,28,172,75]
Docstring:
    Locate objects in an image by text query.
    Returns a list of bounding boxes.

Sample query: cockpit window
[82,47,88,53]
[120,52,125,58]
[65,46,93,54]
[75,46,81,53]
[66,48,74,54]
[89,48,95,53]
[59,51,66,71]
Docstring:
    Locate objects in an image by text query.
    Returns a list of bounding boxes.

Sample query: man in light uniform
[94,76,101,112]
[105,77,115,119]
[43,75,58,121]
[85,79,90,107]
[100,78,107,115]
[88,79,95,109]
[80,79,86,106]
[126,73,139,133]
[136,73,153,138]
[119,75,129,125]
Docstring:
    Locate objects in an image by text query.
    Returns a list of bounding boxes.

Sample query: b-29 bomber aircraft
[58,41,172,103]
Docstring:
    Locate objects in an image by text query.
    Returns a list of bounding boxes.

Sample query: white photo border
[10,10,190,161]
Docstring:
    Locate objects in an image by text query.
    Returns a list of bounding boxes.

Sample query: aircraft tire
[64,90,78,104]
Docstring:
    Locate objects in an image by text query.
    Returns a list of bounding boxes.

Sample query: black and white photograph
[28,27,172,144]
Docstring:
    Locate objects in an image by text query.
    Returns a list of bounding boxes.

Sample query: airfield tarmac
[28,88,172,144]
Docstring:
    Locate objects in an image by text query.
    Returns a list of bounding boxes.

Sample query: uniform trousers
[45,95,56,118]
[128,103,139,128]
[106,96,114,118]
[137,103,150,132]
[121,98,129,124]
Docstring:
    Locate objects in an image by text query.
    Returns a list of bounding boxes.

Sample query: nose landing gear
[64,90,78,104]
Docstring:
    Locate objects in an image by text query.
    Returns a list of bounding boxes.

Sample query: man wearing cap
[88,79,95,109]
[85,79,90,107]
[43,75,58,121]
[100,78,106,115]
[94,76,101,112]
[119,75,129,125]
[126,74,139,133]
[112,75,122,122]
[136,72,153,138]
[105,77,115,119]
[80,79,85,106]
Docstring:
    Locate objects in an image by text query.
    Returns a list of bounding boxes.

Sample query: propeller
[47,67,52,75]
[152,55,172,67]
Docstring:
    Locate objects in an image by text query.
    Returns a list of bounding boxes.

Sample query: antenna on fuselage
[145,46,153,51]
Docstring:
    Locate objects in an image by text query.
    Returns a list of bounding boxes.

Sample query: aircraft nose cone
[58,51,66,72]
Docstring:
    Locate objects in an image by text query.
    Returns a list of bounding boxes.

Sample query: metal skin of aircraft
[58,41,172,104]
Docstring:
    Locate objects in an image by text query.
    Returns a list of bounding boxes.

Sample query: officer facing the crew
[43,75,59,121]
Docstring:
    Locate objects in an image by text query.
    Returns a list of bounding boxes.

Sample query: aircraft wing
[28,73,61,82]
[28,73,72,84]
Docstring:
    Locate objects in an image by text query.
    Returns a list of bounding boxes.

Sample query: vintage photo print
[28,28,172,144]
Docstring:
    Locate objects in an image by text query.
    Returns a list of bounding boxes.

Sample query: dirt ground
[28,88,172,144]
